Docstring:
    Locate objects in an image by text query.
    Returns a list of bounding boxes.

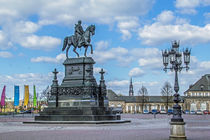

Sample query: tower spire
[129,77,134,96]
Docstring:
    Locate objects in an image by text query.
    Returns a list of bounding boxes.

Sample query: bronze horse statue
[62,25,95,58]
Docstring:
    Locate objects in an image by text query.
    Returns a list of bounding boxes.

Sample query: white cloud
[130,48,160,58]
[0,0,155,46]
[37,0,154,25]
[200,61,210,69]
[175,0,200,8]
[129,67,144,77]
[116,16,139,40]
[20,35,61,50]
[95,41,109,51]
[156,11,175,24]
[94,41,162,70]
[93,42,131,65]
[202,0,210,6]
[175,0,210,14]
[31,53,66,63]
[107,80,129,87]
[0,31,6,45]
[139,23,210,46]
[0,20,60,51]
[138,57,162,70]
[175,0,200,14]
[0,51,13,58]
[14,21,40,34]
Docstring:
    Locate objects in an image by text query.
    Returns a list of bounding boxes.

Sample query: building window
[200,85,204,90]
[201,103,207,111]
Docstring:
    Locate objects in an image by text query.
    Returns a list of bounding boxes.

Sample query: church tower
[129,77,134,96]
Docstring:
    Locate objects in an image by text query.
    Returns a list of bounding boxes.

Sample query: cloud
[0,0,155,46]
[0,20,61,51]
[139,23,210,46]
[93,41,132,65]
[156,11,175,24]
[116,16,139,40]
[37,0,154,25]
[107,80,129,87]
[138,57,162,68]
[95,41,109,51]
[130,48,160,58]
[200,61,210,69]
[0,51,13,58]
[20,35,61,50]
[31,53,65,63]
[129,67,144,77]
[175,0,200,8]
[94,41,162,70]
[14,21,40,34]
[175,0,200,14]
[175,0,210,14]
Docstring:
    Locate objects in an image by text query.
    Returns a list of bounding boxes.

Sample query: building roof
[185,74,210,93]
[107,89,184,103]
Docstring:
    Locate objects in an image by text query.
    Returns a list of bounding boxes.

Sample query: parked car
[151,109,158,114]
[160,109,166,114]
[112,107,123,114]
[196,110,203,115]
[184,110,190,114]
[168,109,173,114]
[190,110,196,114]
[203,110,209,115]
[143,109,149,114]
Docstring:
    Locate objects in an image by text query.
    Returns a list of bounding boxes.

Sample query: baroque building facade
[184,74,210,111]
[107,89,181,113]
[108,74,210,113]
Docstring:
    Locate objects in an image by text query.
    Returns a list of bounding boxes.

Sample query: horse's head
[85,25,95,35]
[90,25,95,35]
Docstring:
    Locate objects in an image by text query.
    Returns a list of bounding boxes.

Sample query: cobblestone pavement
[0,114,209,140]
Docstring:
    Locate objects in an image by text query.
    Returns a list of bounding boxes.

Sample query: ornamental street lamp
[162,40,191,122]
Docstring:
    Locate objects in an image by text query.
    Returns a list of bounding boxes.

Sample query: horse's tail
[62,37,68,51]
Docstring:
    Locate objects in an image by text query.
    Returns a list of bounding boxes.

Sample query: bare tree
[161,81,173,112]
[39,86,51,102]
[137,85,149,112]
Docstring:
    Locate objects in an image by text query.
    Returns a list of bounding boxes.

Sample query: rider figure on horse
[74,20,84,48]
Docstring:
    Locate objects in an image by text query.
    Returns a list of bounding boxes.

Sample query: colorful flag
[0,86,6,107]
[14,86,19,106]
[24,85,29,106]
[33,85,37,107]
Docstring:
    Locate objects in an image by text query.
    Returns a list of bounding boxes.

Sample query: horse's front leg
[73,47,79,58]
[84,46,87,57]
[66,45,70,59]
[90,44,93,54]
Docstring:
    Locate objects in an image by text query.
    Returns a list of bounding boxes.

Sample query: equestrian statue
[62,20,95,58]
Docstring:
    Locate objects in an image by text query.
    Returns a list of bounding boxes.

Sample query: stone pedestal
[48,57,108,108]
[169,122,186,140]
[34,57,128,123]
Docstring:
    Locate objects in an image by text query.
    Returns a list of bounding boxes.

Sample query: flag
[14,86,19,106]
[24,85,29,106]
[33,85,37,107]
[0,86,6,107]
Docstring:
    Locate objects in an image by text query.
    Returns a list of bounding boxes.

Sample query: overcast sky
[0,0,210,99]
